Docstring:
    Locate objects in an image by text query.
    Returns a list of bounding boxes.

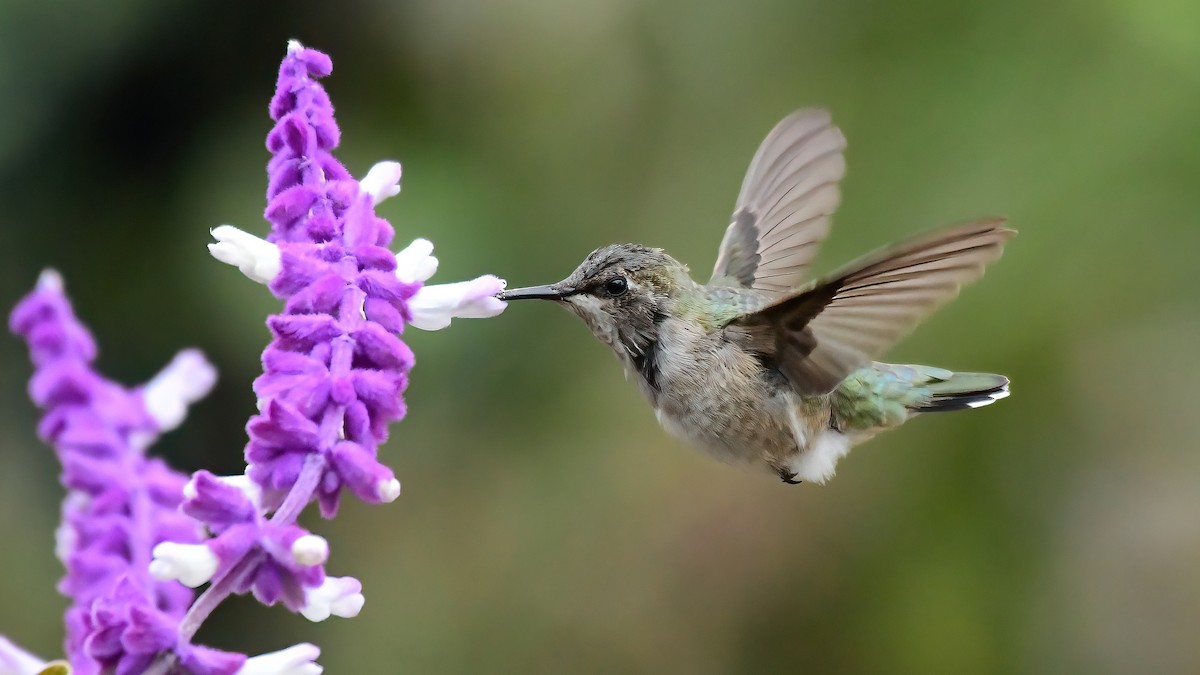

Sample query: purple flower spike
[10,40,506,673]
[9,271,219,674]
[224,40,437,518]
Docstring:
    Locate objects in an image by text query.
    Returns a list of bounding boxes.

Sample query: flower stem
[144,652,176,675]
[271,452,326,524]
[176,549,266,643]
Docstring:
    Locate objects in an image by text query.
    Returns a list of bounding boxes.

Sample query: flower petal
[267,315,343,352]
[393,239,437,284]
[350,323,414,370]
[182,471,258,526]
[300,576,364,622]
[179,645,248,675]
[237,643,321,675]
[149,542,220,588]
[141,349,217,432]
[358,161,402,205]
[209,226,282,284]
[0,636,48,675]
[328,441,398,505]
[408,275,507,330]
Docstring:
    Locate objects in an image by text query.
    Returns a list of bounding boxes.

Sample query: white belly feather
[784,431,851,484]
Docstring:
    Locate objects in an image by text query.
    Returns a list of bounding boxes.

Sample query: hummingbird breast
[637,316,832,472]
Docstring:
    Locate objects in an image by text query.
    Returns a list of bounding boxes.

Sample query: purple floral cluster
[3,41,505,675]
[8,272,244,674]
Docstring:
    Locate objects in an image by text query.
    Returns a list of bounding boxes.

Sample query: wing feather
[711,109,847,294]
[736,219,1015,395]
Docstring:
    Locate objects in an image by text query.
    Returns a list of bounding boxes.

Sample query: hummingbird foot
[777,468,803,485]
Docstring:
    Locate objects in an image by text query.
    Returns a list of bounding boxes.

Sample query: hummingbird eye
[603,276,629,297]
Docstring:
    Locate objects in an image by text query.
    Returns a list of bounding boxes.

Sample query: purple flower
[150,471,362,621]
[6,40,506,674]
[183,38,502,661]
[7,271,242,674]
[206,40,506,518]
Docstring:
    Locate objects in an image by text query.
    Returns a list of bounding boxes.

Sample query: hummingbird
[498,109,1014,484]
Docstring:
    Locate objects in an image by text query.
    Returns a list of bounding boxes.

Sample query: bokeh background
[2,1,1198,673]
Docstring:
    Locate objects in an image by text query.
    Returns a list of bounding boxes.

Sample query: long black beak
[497,284,574,301]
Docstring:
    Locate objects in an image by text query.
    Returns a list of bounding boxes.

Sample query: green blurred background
[2,0,1198,673]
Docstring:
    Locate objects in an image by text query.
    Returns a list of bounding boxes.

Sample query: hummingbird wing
[710,109,847,294]
[734,219,1014,395]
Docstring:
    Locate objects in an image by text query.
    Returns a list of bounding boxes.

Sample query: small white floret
[238,643,322,675]
[359,161,403,204]
[0,635,48,675]
[142,350,217,431]
[394,238,438,284]
[149,542,219,588]
[291,535,329,567]
[300,576,365,622]
[209,225,282,284]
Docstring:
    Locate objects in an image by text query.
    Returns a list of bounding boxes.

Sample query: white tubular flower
[300,576,365,622]
[394,238,438,284]
[291,535,329,567]
[209,225,282,284]
[142,349,217,432]
[359,161,402,204]
[408,275,508,331]
[0,637,47,675]
[238,643,322,675]
[149,542,219,588]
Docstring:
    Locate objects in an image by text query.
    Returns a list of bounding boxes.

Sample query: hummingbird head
[499,243,691,361]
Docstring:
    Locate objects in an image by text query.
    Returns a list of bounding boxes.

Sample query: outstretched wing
[711,109,847,294]
[735,219,1015,395]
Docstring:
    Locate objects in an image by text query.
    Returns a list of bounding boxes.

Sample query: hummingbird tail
[913,371,1010,412]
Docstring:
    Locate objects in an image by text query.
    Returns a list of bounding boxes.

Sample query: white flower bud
[209,225,282,284]
[377,478,401,503]
[149,542,219,588]
[36,269,63,293]
[291,535,329,567]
